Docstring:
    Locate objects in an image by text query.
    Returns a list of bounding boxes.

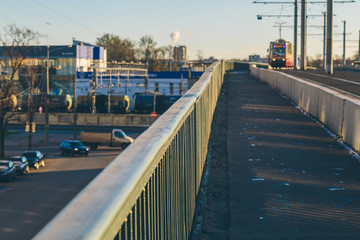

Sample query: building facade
[173,46,187,62]
[0,40,106,96]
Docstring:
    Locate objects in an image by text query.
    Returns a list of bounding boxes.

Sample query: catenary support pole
[301,0,307,70]
[326,0,334,74]
[323,11,327,71]
[342,20,346,66]
[294,0,298,69]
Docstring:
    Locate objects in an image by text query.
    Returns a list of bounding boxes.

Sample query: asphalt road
[0,127,143,240]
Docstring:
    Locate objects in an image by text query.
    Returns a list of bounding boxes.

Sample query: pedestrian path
[214,71,360,239]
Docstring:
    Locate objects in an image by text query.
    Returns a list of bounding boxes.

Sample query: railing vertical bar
[155,165,159,240]
[129,211,134,240]
[150,175,155,240]
[175,133,179,239]
[146,183,151,240]
[167,146,172,240]
[133,205,137,240]
[158,162,162,239]
[141,190,146,240]
[179,127,184,239]
[137,192,142,240]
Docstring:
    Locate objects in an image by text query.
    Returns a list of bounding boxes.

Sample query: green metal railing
[34,61,242,240]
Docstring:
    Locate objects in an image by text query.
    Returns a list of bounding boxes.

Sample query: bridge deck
[202,71,360,239]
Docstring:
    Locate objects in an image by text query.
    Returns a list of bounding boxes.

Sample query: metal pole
[326,0,334,74]
[358,30,360,61]
[107,83,111,114]
[73,77,77,140]
[153,91,156,113]
[44,46,49,144]
[323,11,327,71]
[301,0,307,70]
[125,70,129,95]
[342,20,346,66]
[28,115,32,150]
[28,74,33,150]
[92,68,96,114]
[294,0,298,69]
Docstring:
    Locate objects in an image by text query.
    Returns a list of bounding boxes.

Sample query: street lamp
[44,45,72,144]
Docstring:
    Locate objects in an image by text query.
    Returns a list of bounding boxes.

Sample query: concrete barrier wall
[343,99,360,150]
[250,66,360,152]
[6,113,156,128]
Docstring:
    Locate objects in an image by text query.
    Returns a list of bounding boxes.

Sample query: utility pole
[125,70,129,95]
[326,0,334,74]
[342,20,346,66]
[323,11,327,71]
[73,77,77,140]
[28,70,33,150]
[294,0,298,69]
[107,82,111,114]
[153,90,157,113]
[301,0,307,70]
[44,46,49,144]
[91,68,97,114]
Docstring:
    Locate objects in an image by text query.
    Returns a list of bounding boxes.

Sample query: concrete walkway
[202,71,360,240]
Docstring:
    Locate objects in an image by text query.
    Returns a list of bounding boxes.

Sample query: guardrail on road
[34,61,241,240]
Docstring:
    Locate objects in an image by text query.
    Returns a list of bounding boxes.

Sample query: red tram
[268,39,294,68]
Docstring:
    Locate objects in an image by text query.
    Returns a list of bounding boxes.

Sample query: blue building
[0,40,106,96]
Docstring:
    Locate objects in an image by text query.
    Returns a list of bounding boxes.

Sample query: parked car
[22,151,45,170]
[0,160,17,182]
[9,156,30,175]
[60,140,90,156]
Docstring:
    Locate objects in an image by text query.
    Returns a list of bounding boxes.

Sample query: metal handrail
[34,60,237,240]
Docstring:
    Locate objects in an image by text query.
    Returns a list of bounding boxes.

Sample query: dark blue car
[10,156,30,175]
[0,160,17,182]
[22,151,45,170]
[60,140,89,156]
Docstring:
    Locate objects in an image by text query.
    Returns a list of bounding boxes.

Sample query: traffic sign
[150,112,157,119]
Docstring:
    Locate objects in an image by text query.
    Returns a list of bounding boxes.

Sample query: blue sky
[0,0,359,60]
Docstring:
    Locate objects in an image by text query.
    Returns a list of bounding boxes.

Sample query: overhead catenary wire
[32,0,101,36]
[255,0,357,71]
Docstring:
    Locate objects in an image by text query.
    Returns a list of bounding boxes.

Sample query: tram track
[280,70,360,98]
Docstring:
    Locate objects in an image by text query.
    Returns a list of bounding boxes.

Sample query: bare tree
[152,47,165,71]
[138,35,157,64]
[0,23,40,157]
[163,45,174,59]
[196,50,204,61]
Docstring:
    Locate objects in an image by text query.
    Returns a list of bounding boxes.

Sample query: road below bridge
[200,70,360,239]
[0,127,143,240]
